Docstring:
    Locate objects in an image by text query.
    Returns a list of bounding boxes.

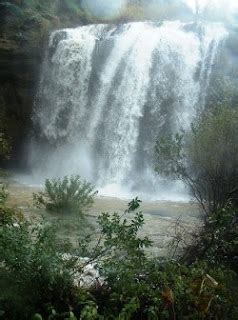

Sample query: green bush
[0,219,80,319]
[33,310,77,319]
[33,175,97,215]
[0,205,24,225]
[89,200,238,319]
[155,106,238,271]
[184,207,238,269]
[0,198,238,319]
[156,106,238,215]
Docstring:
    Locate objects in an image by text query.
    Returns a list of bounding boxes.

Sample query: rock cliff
[0,1,87,164]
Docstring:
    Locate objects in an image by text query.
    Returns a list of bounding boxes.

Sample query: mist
[81,0,238,26]
[81,0,127,19]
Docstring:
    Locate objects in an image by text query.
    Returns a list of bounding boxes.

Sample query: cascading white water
[30,21,227,199]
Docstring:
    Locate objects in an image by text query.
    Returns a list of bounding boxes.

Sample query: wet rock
[62,254,104,289]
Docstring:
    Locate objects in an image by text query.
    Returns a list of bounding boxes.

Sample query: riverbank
[5,179,201,256]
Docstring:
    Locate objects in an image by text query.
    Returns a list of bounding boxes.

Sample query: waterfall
[30,21,227,199]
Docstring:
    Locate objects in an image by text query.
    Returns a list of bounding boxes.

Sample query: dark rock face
[0,0,89,165]
[0,5,60,165]
[0,38,40,162]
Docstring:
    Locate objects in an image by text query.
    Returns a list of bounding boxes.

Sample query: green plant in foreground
[183,206,238,269]
[0,205,24,226]
[0,218,78,319]
[1,196,238,319]
[33,175,98,215]
[33,310,77,319]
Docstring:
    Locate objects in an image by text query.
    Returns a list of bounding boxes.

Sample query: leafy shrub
[32,310,77,320]
[78,198,238,319]
[155,105,238,276]
[156,106,238,215]
[1,197,238,319]
[33,175,97,215]
[0,219,79,319]
[184,206,238,269]
[0,205,24,225]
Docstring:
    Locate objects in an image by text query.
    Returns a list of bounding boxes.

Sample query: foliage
[155,106,238,275]
[156,106,238,214]
[1,0,195,27]
[1,197,238,319]
[0,219,81,319]
[33,310,77,319]
[90,206,238,319]
[0,205,24,225]
[156,132,185,179]
[94,203,238,319]
[2,0,90,26]
[74,198,238,319]
[33,175,97,215]
[184,206,238,269]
